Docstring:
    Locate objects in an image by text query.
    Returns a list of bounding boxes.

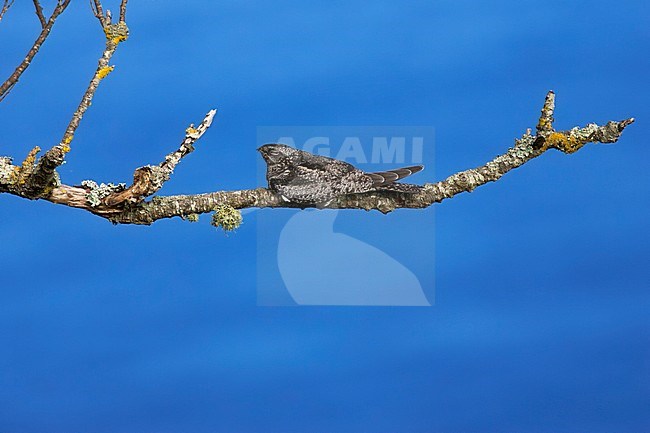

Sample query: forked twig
[0,0,14,23]
[32,0,47,28]
[25,0,130,196]
[0,5,636,229]
[0,0,72,102]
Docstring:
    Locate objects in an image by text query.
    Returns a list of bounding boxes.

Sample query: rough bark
[0,1,635,229]
[0,92,634,225]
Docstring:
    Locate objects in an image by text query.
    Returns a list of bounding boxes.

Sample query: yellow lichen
[97,65,114,80]
[10,166,20,184]
[22,146,40,169]
[103,22,129,45]
[61,135,73,153]
[545,132,583,154]
[536,117,552,132]
[185,125,199,137]
[10,146,41,185]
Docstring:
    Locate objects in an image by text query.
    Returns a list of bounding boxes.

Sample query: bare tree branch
[0,92,634,227]
[90,0,106,26]
[59,22,128,148]
[103,109,218,206]
[536,90,556,134]
[0,5,635,230]
[23,2,129,198]
[0,0,71,102]
[119,0,127,23]
[0,0,14,23]
[32,0,47,28]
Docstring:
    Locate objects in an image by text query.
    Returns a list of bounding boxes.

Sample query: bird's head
[257,143,298,164]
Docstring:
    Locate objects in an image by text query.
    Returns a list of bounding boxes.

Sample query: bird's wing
[299,152,357,173]
[366,165,424,187]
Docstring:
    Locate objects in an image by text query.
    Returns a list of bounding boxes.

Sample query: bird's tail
[366,165,423,187]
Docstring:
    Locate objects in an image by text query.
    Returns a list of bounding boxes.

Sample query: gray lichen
[0,157,14,182]
[52,171,62,188]
[182,213,200,222]
[211,204,243,232]
[81,180,126,207]
[513,130,535,158]
[104,21,129,44]
[0,93,634,226]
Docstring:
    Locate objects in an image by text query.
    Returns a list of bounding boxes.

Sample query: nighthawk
[258,144,424,205]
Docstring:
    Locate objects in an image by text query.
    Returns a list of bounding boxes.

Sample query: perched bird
[258,143,424,205]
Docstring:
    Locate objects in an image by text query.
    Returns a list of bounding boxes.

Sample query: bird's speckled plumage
[258,144,424,205]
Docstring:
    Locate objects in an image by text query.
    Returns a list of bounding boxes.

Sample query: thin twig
[0,0,14,23]
[58,22,129,148]
[0,0,71,102]
[90,0,105,25]
[21,1,129,196]
[537,90,556,134]
[119,0,127,22]
[104,110,218,206]
[0,93,634,225]
[32,0,47,28]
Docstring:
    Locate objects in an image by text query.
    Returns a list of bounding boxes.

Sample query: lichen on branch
[0,0,635,230]
[0,91,635,225]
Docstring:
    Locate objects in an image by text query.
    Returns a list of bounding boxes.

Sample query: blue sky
[0,1,648,432]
